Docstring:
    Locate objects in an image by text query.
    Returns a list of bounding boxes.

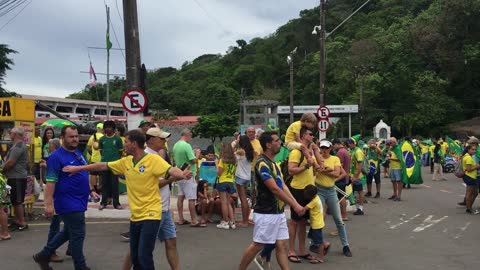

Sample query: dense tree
[0,44,17,96]
[52,0,480,137]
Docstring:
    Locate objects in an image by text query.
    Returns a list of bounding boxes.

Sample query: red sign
[317,106,330,119]
[317,119,331,132]
[121,88,147,114]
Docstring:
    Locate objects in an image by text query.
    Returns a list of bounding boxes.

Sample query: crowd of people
[0,114,479,270]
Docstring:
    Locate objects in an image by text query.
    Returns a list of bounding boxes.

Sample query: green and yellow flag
[391,140,423,185]
[446,136,462,158]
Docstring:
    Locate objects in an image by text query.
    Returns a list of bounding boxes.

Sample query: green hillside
[67,0,480,137]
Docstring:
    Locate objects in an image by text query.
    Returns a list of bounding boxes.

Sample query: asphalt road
[1,167,479,270]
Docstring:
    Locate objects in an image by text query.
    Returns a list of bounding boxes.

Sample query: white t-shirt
[145,147,170,212]
[235,153,252,180]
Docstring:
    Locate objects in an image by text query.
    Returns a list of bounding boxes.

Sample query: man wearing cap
[365,139,382,198]
[98,121,124,210]
[312,139,352,257]
[86,123,104,194]
[138,120,151,134]
[173,128,202,226]
[347,136,366,215]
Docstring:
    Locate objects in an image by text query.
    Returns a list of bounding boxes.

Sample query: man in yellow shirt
[86,123,103,194]
[287,127,315,263]
[64,129,191,269]
[388,137,403,201]
[347,137,366,215]
[33,127,43,188]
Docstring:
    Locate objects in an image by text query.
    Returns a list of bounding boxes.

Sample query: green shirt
[173,140,197,177]
[99,134,123,162]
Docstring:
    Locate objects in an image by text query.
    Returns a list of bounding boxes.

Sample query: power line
[0,0,26,17]
[115,0,123,23]
[0,0,30,31]
[191,0,229,34]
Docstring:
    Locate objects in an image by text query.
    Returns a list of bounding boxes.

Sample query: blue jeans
[316,185,349,247]
[39,211,86,270]
[47,215,72,254]
[130,219,161,270]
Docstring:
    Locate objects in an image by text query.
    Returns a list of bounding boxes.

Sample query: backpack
[280,152,304,187]
[361,158,371,176]
[454,156,465,178]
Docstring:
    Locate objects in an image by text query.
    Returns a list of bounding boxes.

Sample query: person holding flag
[347,135,366,215]
[365,139,382,198]
[387,137,403,201]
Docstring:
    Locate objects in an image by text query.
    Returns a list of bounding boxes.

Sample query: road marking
[440,190,453,194]
[443,228,448,233]
[389,214,421,229]
[412,215,448,233]
[454,222,471,239]
[421,184,431,188]
[28,221,131,226]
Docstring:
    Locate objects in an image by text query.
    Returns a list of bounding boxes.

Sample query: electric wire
[0,0,30,31]
[0,0,26,17]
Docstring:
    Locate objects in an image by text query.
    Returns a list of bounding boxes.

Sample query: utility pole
[123,0,143,129]
[106,5,111,120]
[287,47,297,124]
[319,0,326,107]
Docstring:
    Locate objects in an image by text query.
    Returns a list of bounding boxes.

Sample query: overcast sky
[1,0,318,98]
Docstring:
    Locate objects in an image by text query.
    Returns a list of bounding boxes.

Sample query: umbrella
[40,119,75,128]
[421,139,433,146]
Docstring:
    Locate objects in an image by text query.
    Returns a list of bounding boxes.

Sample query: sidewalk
[33,192,267,220]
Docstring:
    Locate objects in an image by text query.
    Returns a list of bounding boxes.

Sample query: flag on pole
[106,5,112,56]
[89,62,97,87]
[446,136,462,157]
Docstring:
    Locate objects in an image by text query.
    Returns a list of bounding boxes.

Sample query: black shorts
[289,187,309,221]
[7,178,27,204]
[352,181,364,192]
[33,163,41,181]
[335,180,347,200]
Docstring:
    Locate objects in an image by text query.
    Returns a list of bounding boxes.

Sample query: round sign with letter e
[317,119,330,132]
[121,88,148,114]
[317,105,330,119]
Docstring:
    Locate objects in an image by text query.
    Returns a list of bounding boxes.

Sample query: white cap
[319,140,332,148]
[146,128,171,139]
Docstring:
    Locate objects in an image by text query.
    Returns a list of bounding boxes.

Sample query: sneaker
[120,231,130,240]
[254,255,266,270]
[7,223,18,230]
[17,224,29,231]
[365,192,372,197]
[216,221,230,229]
[393,197,401,202]
[374,192,380,198]
[466,209,480,215]
[388,195,396,200]
[229,222,236,229]
[98,204,106,210]
[458,201,466,206]
[33,253,53,270]
[343,245,353,257]
[353,209,364,215]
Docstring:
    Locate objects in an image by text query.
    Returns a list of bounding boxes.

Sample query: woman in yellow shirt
[462,145,480,215]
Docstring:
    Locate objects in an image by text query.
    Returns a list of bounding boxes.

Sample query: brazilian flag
[391,140,423,185]
[446,136,462,158]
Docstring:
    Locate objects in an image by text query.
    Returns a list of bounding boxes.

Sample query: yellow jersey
[107,153,171,222]
[463,153,477,179]
[285,121,301,145]
[217,159,236,183]
[307,195,325,229]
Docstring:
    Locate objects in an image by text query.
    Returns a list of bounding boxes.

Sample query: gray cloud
[2,0,317,98]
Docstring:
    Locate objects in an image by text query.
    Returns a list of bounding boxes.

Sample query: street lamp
[287,47,297,124]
